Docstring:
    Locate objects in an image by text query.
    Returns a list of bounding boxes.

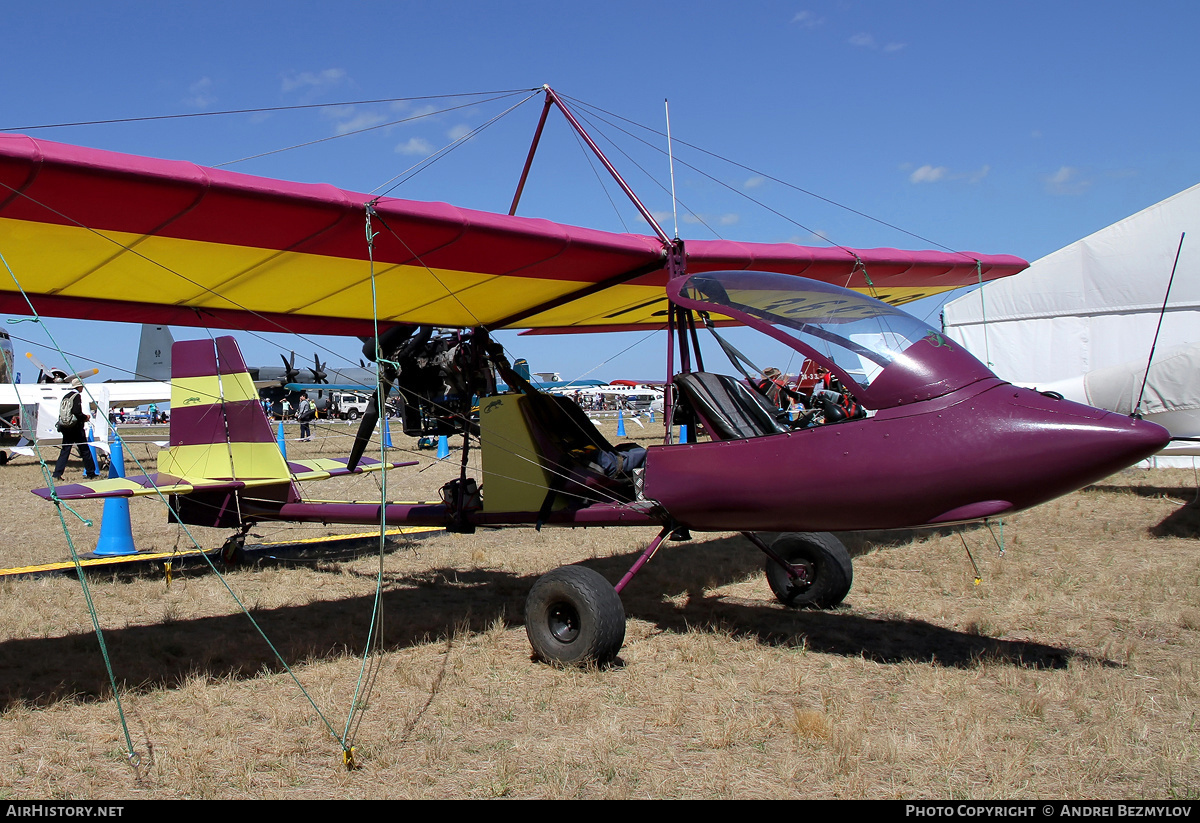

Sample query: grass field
[0,419,1197,799]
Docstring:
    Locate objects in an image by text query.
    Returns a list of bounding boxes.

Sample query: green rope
[339,204,391,767]
[2,247,354,768]
[107,368,354,759]
[0,249,139,767]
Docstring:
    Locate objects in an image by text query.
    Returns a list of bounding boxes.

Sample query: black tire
[525,565,625,666]
[764,532,853,609]
[347,409,360,421]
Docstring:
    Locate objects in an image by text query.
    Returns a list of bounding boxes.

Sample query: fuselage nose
[962,386,1170,512]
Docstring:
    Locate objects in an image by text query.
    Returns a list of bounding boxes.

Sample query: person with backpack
[52,378,98,481]
[296,391,314,441]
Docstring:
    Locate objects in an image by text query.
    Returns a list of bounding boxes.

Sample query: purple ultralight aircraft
[11,87,1170,666]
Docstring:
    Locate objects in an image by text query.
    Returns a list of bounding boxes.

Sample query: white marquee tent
[942,182,1199,384]
[942,182,1200,465]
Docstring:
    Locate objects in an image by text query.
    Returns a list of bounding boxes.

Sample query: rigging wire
[567,106,721,240]
[217,90,535,169]
[565,120,632,234]
[1,89,540,133]
[368,91,541,196]
[560,93,979,260]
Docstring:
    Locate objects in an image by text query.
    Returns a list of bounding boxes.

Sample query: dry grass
[0,419,1198,798]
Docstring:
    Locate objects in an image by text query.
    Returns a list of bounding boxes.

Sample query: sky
[2,0,1199,389]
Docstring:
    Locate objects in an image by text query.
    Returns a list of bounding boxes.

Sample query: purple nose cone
[936,388,1172,520]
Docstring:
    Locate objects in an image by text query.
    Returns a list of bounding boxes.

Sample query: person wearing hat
[754,366,803,413]
[52,378,98,481]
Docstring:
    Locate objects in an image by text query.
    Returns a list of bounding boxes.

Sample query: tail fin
[135,324,174,381]
[160,336,291,484]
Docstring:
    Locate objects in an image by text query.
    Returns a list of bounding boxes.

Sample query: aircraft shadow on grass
[1083,482,1200,538]
[0,533,1106,708]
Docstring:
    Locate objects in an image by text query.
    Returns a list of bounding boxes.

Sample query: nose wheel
[525,565,625,666]
[760,532,853,609]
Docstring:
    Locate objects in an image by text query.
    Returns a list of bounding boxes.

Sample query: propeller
[309,353,328,384]
[347,325,421,471]
[346,376,393,472]
[26,352,98,384]
[280,352,301,384]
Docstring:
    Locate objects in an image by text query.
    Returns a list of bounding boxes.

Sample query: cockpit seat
[673,372,790,440]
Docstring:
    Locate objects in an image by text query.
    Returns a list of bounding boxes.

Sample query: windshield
[670,271,995,409]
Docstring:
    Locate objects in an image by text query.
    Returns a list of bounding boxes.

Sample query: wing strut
[510,86,673,247]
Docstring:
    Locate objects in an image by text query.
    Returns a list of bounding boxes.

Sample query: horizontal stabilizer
[32,456,408,502]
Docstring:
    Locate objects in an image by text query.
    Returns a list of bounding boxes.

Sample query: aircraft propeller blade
[26,352,95,383]
[346,379,391,472]
[310,353,328,384]
[348,324,419,471]
[280,352,300,384]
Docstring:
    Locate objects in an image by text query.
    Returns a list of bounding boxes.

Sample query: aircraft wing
[102,381,171,407]
[0,135,1027,335]
[31,455,410,502]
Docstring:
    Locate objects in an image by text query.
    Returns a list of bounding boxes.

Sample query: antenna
[1133,232,1186,418]
[665,98,679,240]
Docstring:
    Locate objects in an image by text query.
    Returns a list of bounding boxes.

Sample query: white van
[332,391,371,420]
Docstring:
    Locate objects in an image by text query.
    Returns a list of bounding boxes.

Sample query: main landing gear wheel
[765,532,853,609]
[525,565,625,667]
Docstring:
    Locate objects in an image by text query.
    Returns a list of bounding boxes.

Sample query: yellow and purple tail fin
[33,337,406,527]
[163,336,289,483]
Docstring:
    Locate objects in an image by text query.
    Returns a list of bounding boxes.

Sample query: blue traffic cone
[679,424,688,443]
[617,409,626,437]
[382,419,393,447]
[276,418,287,459]
[86,427,100,473]
[436,435,449,459]
[649,409,655,423]
[93,441,136,556]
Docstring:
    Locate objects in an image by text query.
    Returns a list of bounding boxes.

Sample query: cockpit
[668,270,995,417]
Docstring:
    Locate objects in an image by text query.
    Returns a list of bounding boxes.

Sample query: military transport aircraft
[1,87,1170,666]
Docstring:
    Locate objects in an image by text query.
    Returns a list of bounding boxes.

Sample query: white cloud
[966,164,990,183]
[791,10,822,28]
[395,137,435,156]
[744,176,766,189]
[785,230,832,244]
[281,68,347,94]
[849,32,904,53]
[718,213,740,226]
[186,77,216,109]
[910,165,948,183]
[332,110,387,136]
[1045,165,1090,195]
[447,124,471,142]
[907,163,989,185]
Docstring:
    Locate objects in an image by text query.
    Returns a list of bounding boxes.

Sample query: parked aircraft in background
[0,325,173,462]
